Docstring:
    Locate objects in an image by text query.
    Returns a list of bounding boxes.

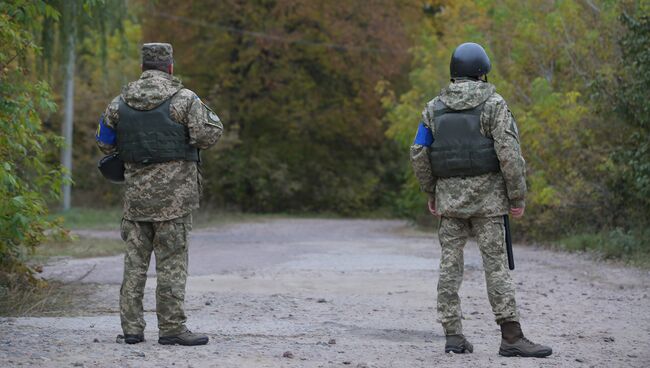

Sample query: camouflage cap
[142,43,173,65]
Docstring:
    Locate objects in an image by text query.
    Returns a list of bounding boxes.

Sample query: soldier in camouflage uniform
[96,43,223,346]
[411,43,552,357]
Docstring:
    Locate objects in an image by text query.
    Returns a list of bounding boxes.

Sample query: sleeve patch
[413,122,434,146]
[96,115,117,145]
[208,111,220,123]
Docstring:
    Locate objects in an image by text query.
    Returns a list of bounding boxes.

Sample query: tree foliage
[0,0,133,286]
[138,0,421,214]
[384,0,650,237]
[0,1,66,286]
[609,9,650,225]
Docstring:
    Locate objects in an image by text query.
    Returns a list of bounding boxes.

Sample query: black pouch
[98,153,125,184]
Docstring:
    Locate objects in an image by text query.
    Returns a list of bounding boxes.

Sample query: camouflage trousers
[119,214,191,337]
[437,216,518,335]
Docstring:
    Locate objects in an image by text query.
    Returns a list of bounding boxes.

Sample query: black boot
[445,334,473,353]
[124,334,145,344]
[499,322,552,358]
[158,329,209,346]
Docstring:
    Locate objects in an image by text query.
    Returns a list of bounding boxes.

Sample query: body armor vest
[117,95,199,164]
[429,99,500,177]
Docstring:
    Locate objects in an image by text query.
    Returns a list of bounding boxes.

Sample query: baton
[504,215,515,270]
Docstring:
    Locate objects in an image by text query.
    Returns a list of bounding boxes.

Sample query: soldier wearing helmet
[410,42,552,357]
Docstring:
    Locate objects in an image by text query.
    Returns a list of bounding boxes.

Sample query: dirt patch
[1,218,649,367]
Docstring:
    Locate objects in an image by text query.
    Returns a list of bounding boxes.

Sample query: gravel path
[1,218,649,367]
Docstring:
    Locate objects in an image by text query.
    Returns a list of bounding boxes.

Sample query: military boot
[445,334,474,354]
[498,321,552,358]
[124,334,145,344]
[158,329,209,346]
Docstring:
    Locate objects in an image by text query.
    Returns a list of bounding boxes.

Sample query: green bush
[560,228,650,266]
[0,1,67,286]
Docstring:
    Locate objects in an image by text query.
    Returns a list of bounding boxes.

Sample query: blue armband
[96,114,116,145]
[413,122,433,146]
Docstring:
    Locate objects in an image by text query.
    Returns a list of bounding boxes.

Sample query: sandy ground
[1,218,649,368]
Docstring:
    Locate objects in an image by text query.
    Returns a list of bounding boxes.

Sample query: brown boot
[499,321,552,358]
[445,334,474,354]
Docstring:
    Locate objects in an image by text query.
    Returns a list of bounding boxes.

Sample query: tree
[140,0,421,213]
[609,8,650,226]
[40,0,128,210]
[0,1,66,286]
[383,0,638,236]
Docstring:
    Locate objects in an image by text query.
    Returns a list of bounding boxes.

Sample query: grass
[50,206,401,232]
[0,280,97,316]
[50,207,296,231]
[34,236,125,260]
[559,228,650,268]
[50,207,123,230]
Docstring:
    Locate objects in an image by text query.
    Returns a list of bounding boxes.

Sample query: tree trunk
[61,1,76,211]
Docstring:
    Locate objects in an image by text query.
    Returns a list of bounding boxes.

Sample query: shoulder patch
[200,101,221,126]
[208,110,220,124]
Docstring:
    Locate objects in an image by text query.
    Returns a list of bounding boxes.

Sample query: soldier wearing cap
[96,42,223,346]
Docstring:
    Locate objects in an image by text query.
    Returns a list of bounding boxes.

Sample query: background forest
[1,0,649,284]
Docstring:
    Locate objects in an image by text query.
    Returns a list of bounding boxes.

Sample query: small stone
[93,338,99,343]
[627,354,638,358]
[603,337,615,342]
[283,351,294,359]
[343,361,351,365]
[328,339,337,345]
[317,298,327,303]
[576,358,584,363]
[205,301,212,306]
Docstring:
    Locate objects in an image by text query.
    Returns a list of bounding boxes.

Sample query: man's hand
[428,198,439,216]
[510,207,525,218]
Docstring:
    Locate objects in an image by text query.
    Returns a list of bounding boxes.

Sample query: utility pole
[61,1,76,211]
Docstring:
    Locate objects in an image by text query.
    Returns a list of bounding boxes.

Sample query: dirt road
[1,218,649,367]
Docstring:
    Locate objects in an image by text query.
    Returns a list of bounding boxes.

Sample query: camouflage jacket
[410,80,526,218]
[96,70,223,221]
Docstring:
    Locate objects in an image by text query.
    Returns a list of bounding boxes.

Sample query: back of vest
[429,100,500,177]
[117,96,199,164]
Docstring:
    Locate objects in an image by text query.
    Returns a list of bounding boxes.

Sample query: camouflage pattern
[119,215,191,336]
[97,69,223,221]
[410,79,527,217]
[410,79,525,336]
[97,60,222,338]
[142,43,173,65]
[437,216,519,335]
